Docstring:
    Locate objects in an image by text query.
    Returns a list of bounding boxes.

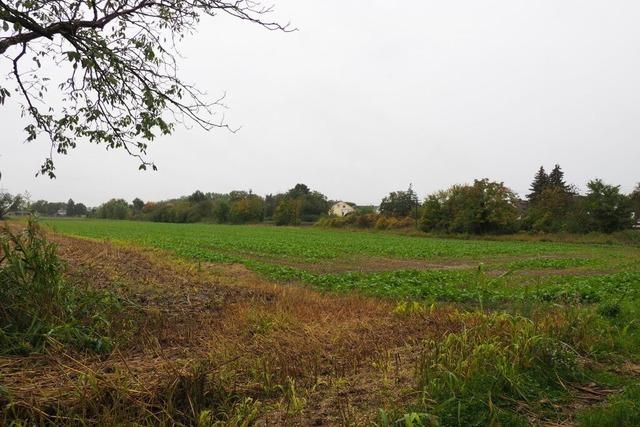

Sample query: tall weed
[0,219,120,354]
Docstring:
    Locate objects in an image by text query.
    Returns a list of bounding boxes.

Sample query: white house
[329,202,356,217]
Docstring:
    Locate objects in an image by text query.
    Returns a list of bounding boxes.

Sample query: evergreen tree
[548,164,569,192]
[527,166,548,202]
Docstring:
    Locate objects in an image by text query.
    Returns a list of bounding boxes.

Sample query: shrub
[395,216,414,228]
[597,301,622,319]
[354,213,376,228]
[374,216,390,230]
[274,198,300,226]
[316,212,377,228]
[0,219,120,354]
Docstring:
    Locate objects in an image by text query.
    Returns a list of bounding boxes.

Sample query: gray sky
[2,0,640,206]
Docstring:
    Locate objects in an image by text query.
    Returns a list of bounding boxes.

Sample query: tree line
[417,165,639,234]
[3,166,639,234]
[93,183,331,225]
[322,165,640,235]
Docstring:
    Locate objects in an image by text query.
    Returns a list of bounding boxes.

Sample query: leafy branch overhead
[0,0,290,177]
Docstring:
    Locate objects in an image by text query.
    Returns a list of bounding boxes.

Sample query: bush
[0,219,121,354]
[96,198,130,219]
[583,179,634,233]
[374,216,390,230]
[354,213,377,228]
[274,198,300,226]
[229,196,264,224]
[420,179,519,234]
[316,213,415,230]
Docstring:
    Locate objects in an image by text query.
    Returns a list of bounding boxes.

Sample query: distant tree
[188,190,206,204]
[299,191,329,222]
[264,194,279,220]
[146,202,177,223]
[30,200,65,216]
[420,191,450,232]
[132,198,145,213]
[525,164,578,231]
[229,195,264,224]
[229,190,251,201]
[287,184,311,199]
[379,185,417,218]
[66,199,75,216]
[527,166,549,202]
[74,203,88,217]
[97,199,130,220]
[29,199,48,215]
[420,179,519,234]
[548,164,572,193]
[524,186,576,232]
[274,198,300,226]
[142,202,157,215]
[212,199,231,223]
[276,184,329,223]
[583,179,633,233]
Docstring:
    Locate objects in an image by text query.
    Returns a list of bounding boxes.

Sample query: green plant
[278,377,306,415]
[0,219,120,354]
[598,301,622,319]
[577,385,640,427]
[415,312,582,426]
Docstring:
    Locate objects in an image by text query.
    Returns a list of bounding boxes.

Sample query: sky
[2,0,640,206]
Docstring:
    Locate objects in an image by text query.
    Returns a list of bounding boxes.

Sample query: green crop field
[46,219,640,306]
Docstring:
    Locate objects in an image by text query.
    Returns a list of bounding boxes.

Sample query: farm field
[2,219,640,426]
[47,219,640,305]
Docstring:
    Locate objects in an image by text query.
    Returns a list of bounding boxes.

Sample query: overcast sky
[2,0,640,206]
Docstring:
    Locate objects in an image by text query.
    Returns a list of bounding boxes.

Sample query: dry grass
[0,233,463,425]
